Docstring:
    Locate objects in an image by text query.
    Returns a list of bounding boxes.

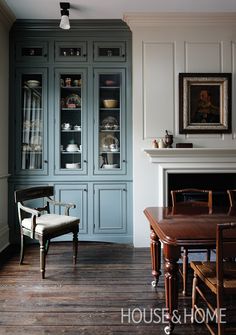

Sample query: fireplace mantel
[144,148,236,163]
[143,148,236,206]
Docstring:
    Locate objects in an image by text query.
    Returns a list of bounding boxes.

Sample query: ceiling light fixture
[59,2,70,30]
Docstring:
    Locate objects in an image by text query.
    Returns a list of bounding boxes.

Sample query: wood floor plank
[0,242,211,334]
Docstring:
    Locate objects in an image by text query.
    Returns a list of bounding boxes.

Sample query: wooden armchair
[14,186,80,279]
[171,188,213,296]
[190,222,236,335]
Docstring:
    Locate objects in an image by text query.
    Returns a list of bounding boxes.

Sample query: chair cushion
[190,261,236,289]
[22,214,79,235]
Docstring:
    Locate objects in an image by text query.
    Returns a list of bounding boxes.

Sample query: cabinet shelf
[100,129,120,132]
[100,108,120,111]
[61,151,82,154]
[61,129,81,132]
[100,86,120,89]
[61,87,81,91]
[61,108,81,111]
[100,150,120,153]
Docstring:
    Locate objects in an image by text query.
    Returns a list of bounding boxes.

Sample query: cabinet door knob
[44,160,48,163]
[122,159,126,163]
[84,189,87,192]
[83,160,88,163]
[44,54,47,57]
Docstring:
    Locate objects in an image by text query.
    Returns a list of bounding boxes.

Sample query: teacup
[74,125,81,131]
[61,123,71,130]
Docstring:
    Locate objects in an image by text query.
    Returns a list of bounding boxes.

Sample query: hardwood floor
[0,242,210,334]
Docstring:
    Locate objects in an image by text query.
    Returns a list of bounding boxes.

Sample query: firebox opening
[168,173,236,206]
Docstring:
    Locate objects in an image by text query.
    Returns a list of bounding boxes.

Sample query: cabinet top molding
[124,12,236,27]
[11,19,131,33]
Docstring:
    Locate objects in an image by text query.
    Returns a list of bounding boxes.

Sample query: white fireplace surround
[144,148,236,206]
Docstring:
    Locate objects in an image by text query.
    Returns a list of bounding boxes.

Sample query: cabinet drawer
[16,41,48,62]
[55,41,87,62]
[93,42,126,62]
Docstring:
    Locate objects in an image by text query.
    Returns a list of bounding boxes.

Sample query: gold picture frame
[179,73,232,134]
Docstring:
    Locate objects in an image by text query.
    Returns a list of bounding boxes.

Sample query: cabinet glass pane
[98,74,121,170]
[22,47,43,57]
[21,74,43,170]
[59,47,82,57]
[60,74,82,170]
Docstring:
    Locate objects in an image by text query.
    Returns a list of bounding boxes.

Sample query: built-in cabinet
[9,20,132,244]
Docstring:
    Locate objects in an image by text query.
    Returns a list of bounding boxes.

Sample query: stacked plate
[26,80,40,88]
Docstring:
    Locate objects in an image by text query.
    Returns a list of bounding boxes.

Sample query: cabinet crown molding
[124,12,236,27]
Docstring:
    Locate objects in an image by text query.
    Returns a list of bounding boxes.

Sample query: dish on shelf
[66,144,79,152]
[65,162,80,169]
[104,80,116,86]
[101,116,119,130]
[103,164,118,169]
[26,80,40,88]
[103,99,118,108]
[65,94,81,108]
[101,134,119,151]
[30,135,42,145]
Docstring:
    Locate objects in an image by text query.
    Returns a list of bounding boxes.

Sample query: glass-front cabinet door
[15,68,48,175]
[55,69,87,174]
[94,68,126,174]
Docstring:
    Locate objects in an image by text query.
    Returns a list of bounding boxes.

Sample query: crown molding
[0,0,15,30]
[123,12,236,28]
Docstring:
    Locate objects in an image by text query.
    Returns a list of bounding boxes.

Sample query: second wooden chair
[171,188,213,296]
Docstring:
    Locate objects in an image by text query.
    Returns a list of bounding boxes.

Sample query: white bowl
[26,80,40,88]
[65,163,80,169]
[103,164,118,169]
[66,144,79,152]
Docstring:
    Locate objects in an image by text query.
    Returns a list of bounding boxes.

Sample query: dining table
[144,206,236,334]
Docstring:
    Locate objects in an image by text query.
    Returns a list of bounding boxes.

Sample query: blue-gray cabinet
[9,20,132,244]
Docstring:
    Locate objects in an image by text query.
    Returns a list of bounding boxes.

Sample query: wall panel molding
[142,41,175,139]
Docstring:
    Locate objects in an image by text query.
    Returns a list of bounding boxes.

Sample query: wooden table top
[144,206,236,246]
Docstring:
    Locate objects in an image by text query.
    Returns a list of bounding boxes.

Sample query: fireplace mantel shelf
[144,148,236,163]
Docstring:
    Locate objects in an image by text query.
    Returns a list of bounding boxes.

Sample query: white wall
[124,13,236,246]
[0,1,14,252]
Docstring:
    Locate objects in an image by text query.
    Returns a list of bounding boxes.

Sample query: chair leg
[19,232,25,264]
[206,249,211,261]
[182,248,189,296]
[191,273,198,323]
[73,230,78,265]
[45,240,50,255]
[39,239,46,279]
[217,291,224,335]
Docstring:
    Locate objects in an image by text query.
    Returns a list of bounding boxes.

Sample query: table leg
[150,226,162,287]
[163,244,180,334]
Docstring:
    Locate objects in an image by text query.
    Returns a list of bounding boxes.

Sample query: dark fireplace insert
[168,173,236,206]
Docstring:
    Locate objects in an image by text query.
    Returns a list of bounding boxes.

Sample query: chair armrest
[46,197,76,215]
[18,203,40,216]
[18,203,40,239]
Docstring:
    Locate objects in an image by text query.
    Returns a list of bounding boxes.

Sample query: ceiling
[4,0,236,20]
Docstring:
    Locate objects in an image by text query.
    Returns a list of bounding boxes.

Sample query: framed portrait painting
[179,73,232,133]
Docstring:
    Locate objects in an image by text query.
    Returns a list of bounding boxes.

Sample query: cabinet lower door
[93,184,127,236]
[54,184,88,236]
